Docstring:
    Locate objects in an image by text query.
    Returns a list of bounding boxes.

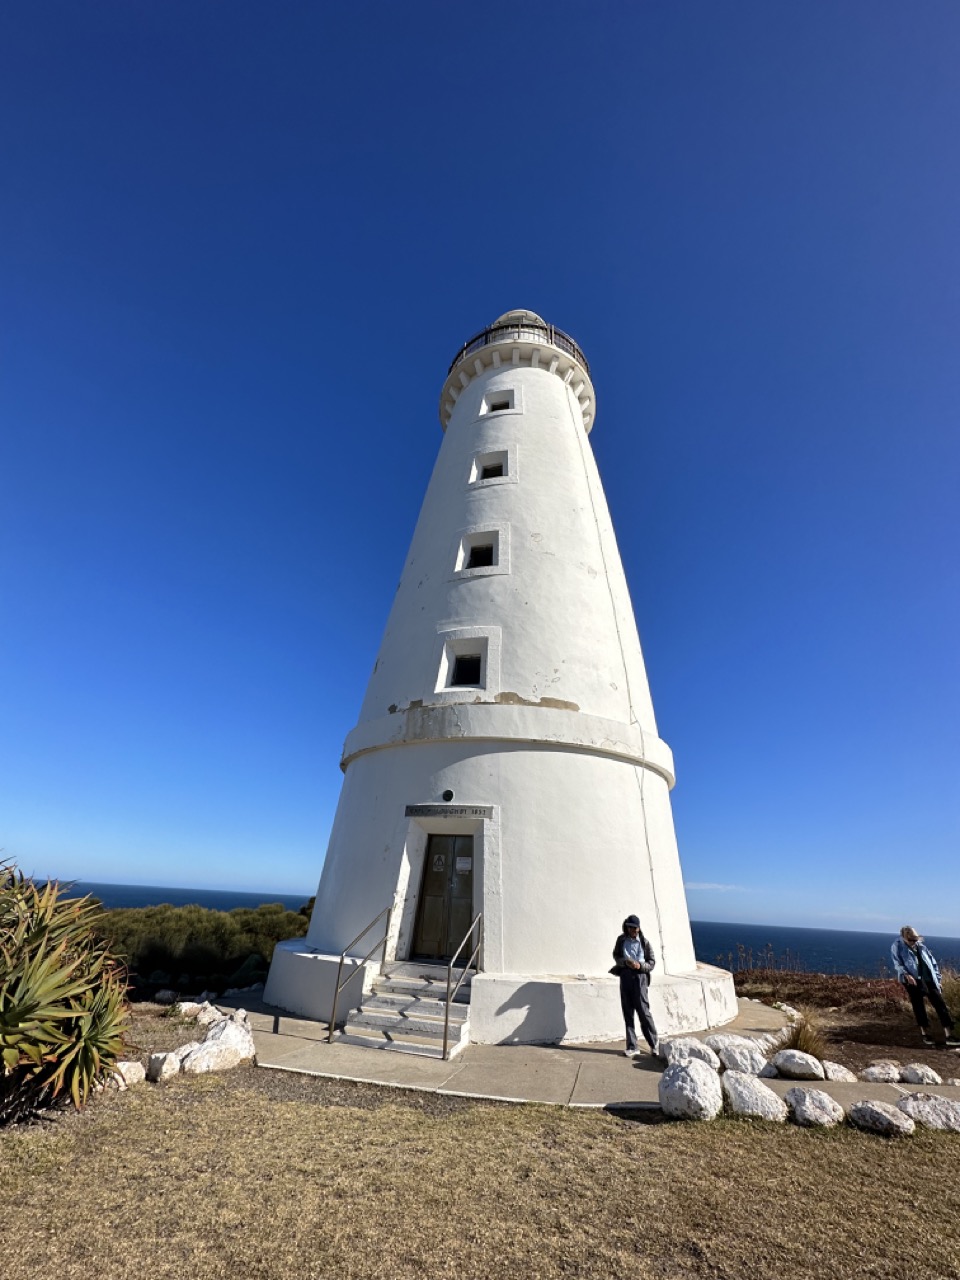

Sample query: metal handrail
[442,912,482,1060]
[447,322,590,376]
[327,904,393,1043]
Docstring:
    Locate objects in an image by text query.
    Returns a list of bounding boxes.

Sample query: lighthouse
[266,311,737,1050]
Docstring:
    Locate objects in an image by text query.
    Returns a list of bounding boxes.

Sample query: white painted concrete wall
[358,364,658,731]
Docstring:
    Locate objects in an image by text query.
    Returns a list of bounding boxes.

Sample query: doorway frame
[387,808,500,970]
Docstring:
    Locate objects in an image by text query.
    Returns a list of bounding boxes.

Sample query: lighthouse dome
[491,309,546,326]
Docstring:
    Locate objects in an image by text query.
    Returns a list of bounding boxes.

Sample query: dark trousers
[906,980,954,1033]
[620,971,658,1052]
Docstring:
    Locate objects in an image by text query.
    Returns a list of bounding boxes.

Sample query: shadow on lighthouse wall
[494,982,568,1044]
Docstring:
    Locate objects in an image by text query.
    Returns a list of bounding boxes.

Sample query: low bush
[733,968,907,1013]
[1,863,128,1124]
[940,966,960,1016]
[93,901,310,993]
[772,1004,829,1062]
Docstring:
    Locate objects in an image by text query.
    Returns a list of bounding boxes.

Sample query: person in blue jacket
[611,914,660,1059]
[890,926,960,1049]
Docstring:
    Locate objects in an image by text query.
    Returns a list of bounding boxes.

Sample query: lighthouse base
[468,964,737,1046]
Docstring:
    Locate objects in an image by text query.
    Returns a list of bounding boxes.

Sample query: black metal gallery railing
[447,321,590,376]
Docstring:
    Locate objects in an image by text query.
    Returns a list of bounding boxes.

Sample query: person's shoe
[921,1030,935,1047]
[623,1049,635,1058]
[650,1039,661,1058]
[944,1034,960,1049]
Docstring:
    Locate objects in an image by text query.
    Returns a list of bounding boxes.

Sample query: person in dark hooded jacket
[611,914,660,1058]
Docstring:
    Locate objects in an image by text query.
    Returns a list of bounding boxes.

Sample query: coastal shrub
[940,967,960,1014]
[773,1004,828,1061]
[733,969,908,1013]
[1,864,128,1124]
[94,901,309,992]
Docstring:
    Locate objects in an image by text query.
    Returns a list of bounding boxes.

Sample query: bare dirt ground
[735,970,960,1077]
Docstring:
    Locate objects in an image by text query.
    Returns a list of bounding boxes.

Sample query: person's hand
[904,976,917,986]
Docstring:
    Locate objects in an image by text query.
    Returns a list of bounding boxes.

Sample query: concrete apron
[230,994,960,1111]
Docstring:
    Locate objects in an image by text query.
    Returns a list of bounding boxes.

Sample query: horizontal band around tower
[341,702,675,786]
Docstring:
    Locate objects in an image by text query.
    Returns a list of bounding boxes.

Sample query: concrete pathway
[218,993,953,1111]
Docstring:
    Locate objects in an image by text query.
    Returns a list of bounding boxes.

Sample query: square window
[451,524,510,581]
[450,654,482,686]
[456,528,500,574]
[469,449,511,485]
[431,626,500,701]
[466,543,495,569]
[480,388,515,415]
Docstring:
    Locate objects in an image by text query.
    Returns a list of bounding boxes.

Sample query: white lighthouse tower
[266,311,736,1050]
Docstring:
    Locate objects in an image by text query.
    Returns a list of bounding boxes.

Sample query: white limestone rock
[661,1038,721,1071]
[181,1040,245,1074]
[174,1040,202,1063]
[897,1092,960,1133]
[115,1060,146,1088]
[759,1062,779,1078]
[659,1060,723,1121]
[785,1087,845,1128]
[901,1063,942,1086]
[822,1060,857,1083]
[718,1044,768,1075]
[175,1001,205,1020]
[180,1014,255,1072]
[704,1034,759,1054]
[771,1050,825,1080]
[202,1015,256,1060]
[946,1078,960,1087]
[849,1100,915,1138]
[859,1060,901,1084]
[195,1002,225,1028]
[773,1002,800,1020]
[147,1051,181,1083]
[721,1071,787,1122]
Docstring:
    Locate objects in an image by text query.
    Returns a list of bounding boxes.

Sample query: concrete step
[374,976,471,1003]
[363,992,470,1021]
[381,961,474,985]
[349,1007,466,1037]
[336,1024,470,1059]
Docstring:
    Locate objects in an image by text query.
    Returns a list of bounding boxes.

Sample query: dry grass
[2,1064,960,1280]
[941,967,960,1013]
[121,1001,205,1058]
[770,1004,830,1061]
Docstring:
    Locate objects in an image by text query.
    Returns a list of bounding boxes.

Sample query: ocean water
[67,883,960,978]
[70,881,311,913]
[691,920,960,978]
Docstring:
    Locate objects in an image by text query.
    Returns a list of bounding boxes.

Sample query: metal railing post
[326,904,393,1044]
[442,911,483,1060]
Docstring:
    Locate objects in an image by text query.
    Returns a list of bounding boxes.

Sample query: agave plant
[0,863,128,1124]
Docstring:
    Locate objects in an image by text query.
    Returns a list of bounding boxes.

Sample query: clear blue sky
[2,3,957,933]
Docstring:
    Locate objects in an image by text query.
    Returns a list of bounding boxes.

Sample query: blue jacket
[890,937,942,990]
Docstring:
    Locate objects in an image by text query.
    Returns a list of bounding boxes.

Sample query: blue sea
[691,920,960,978]
[71,881,311,913]
[70,882,960,978]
